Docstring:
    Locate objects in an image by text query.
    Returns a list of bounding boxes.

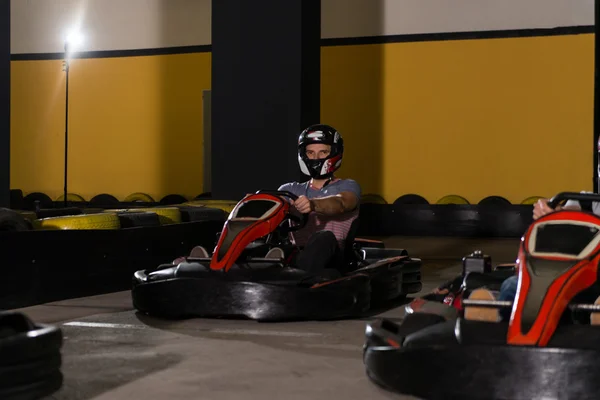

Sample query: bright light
[64,31,84,53]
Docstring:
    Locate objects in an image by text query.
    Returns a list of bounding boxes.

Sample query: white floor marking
[63,321,324,337]
[64,322,146,329]
[209,328,323,337]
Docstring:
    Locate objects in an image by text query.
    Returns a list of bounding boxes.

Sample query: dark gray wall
[0,0,9,207]
[211,0,321,199]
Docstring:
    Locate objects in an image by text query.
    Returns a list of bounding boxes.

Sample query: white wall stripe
[11,0,593,55]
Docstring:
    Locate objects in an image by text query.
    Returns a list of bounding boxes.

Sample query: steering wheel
[548,192,600,210]
[255,189,309,232]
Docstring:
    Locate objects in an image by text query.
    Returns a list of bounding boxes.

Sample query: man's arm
[310,191,359,216]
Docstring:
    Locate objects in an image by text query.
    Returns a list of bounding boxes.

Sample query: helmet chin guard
[297,124,344,179]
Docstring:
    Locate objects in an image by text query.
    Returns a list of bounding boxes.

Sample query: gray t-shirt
[278,179,361,201]
[277,178,362,247]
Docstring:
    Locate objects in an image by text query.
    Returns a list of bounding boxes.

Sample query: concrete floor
[15,237,520,400]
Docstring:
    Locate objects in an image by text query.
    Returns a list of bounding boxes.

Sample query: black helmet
[297,124,344,179]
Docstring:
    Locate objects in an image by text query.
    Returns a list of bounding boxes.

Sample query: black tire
[478,196,512,206]
[22,192,53,211]
[0,208,30,232]
[89,193,120,207]
[116,211,161,228]
[177,206,227,222]
[393,194,429,205]
[0,312,63,400]
[160,194,188,205]
[194,192,212,199]
[361,194,387,204]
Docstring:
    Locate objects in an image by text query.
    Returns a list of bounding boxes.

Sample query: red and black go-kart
[363,192,600,400]
[131,190,422,321]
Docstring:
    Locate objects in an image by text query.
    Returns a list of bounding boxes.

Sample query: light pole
[62,43,70,207]
[61,32,82,207]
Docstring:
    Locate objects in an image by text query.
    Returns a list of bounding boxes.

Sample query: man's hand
[293,195,313,214]
[533,198,559,220]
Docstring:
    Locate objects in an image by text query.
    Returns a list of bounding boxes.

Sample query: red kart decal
[507,210,600,346]
[210,193,289,272]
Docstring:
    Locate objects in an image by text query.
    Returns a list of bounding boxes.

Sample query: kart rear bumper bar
[463,299,600,312]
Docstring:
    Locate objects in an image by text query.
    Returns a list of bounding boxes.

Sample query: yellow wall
[11,33,594,204]
[11,52,211,201]
[322,34,594,204]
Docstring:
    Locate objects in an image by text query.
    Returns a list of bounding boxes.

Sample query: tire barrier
[22,192,53,210]
[175,205,228,222]
[521,196,544,205]
[436,195,470,205]
[160,194,189,205]
[34,207,84,219]
[478,196,512,206]
[33,213,122,230]
[8,189,551,239]
[394,194,429,205]
[124,192,155,203]
[55,193,85,202]
[357,203,533,238]
[89,193,120,206]
[361,194,388,204]
[112,211,162,228]
[0,208,228,309]
[8,189,555,210]
[0,312,63,400]
[110,207,182,225]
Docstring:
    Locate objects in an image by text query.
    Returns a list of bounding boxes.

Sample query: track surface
[16,237,519,400]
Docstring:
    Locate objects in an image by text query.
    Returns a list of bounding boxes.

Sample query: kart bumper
[131,254,421,321]
[131,262,371,321]
[363,317,600,400]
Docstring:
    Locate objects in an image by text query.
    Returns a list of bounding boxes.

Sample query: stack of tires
[0,312,63,399]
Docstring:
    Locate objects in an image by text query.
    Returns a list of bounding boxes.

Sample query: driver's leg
[294,230,341,274]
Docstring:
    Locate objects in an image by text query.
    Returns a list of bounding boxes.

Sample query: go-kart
[131,190,422,321]
[363,192,600,400]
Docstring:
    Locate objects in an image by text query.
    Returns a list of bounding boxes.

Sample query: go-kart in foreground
[131,190,422,321]
[363,192,600,400]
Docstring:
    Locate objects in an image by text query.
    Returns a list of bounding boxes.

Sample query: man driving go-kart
[466,193,600,323]
[131,123,422,321]
[188,124,361,276]
[276,124,362,276]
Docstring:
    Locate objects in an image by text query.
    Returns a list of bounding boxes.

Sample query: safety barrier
[10,189,546,209]
[8,189,543,238]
